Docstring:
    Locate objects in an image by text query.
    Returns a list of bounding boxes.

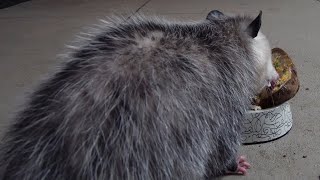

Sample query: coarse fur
[0,11,277,180]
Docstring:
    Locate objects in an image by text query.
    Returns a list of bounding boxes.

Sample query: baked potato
[253,48,300,109]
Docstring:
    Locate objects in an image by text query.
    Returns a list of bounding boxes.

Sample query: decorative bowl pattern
[241,102,293,144]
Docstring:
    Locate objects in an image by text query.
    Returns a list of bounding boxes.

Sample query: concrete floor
[0,0,319,179]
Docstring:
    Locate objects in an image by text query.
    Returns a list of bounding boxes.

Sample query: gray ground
[0,0,319,179]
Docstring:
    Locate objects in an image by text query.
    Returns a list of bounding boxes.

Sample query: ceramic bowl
[241,101,293,144]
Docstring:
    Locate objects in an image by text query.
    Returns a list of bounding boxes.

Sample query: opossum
[0,10,278,180]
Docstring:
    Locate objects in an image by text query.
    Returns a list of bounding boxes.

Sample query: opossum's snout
[266,65,279,89]
[268,80,276,89]
[268,76,279,89]
[258,57,279,92]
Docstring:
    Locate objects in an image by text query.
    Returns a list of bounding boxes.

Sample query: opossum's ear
[206,10,224,20]
[246,11,262,38]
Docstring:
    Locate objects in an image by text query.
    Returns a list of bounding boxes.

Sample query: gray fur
[0,12,262,180]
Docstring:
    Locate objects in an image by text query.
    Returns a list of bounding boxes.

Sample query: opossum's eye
[245,11,262,38]
[206,10,224,20]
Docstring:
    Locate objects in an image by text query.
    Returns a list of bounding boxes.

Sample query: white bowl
[241,101,293,144]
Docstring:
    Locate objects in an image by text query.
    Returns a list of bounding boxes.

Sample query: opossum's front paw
[225,156,251,175]
[250,105,262,111]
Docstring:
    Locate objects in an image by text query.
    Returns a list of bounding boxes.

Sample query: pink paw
[225,156,251,176]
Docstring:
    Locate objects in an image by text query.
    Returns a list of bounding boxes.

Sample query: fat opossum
[0,10,278,180]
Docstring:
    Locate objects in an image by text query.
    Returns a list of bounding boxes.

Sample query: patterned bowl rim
[246,100,290,114]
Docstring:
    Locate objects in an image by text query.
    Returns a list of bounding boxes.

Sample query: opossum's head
[207,10,279,93]
[244,11,279,92]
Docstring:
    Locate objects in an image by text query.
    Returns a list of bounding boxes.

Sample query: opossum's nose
[270,80,276,89]
[267,74,279,89]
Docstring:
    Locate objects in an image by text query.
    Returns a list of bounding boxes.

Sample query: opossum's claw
[250,105,262,111]
[225,156,250,176]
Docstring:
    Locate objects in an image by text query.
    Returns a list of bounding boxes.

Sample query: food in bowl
[252,48,300,109]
